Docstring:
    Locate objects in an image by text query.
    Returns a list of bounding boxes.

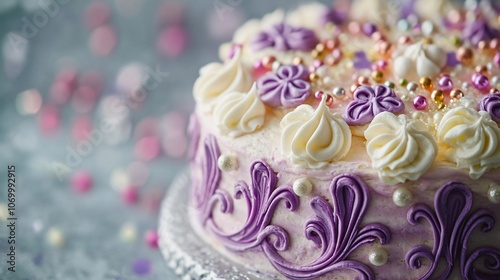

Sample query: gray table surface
[0,0,328,279]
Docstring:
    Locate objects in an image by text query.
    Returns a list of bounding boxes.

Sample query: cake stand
[158,170,279,280]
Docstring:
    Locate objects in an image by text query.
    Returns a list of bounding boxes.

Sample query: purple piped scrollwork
[257,64,311,108]
[344,84,404,126]
[208,160,299,252]
[192,134,232,225]
[187,113,200,160]
[252,23,318,52]
[262,174,391,280]
[406,181,500,280]
[479,93,500,123]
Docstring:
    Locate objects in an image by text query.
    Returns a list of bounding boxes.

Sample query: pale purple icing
[479,94,500,122]
[463,18,500,46]
[262,174,391,280]
[257,64,311,108]
[187,113,200,160]
[207,160,299,251]
[321,8,347,25]
[344,84,404,125]
[353,51,372,70]
[251,23,318,52]
[406,181,500,280]
[192,134,232,224]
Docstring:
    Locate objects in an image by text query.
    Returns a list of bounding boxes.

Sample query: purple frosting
[463,18,500,46]
[186,113,200,160]
[262,174,391,280]
[252,23,319,52]
[207,160,299,252]
[257,64,311,108]
[344,84,404,126]
[193,134,232,224]
[406,181,500,280]
[479,94,500,122]
[321,8,347,25]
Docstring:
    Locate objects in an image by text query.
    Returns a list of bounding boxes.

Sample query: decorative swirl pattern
[193,47,252,111]
[406,181,500,280]
[251,22,318,52]
[437,106,500,180]
[280,97,352,168]
[365,112,437,185]
[344,85,404,126]
[208,160,299,252]
[192,134,232,225]
[262,174,391,280]
[257,64,311,108]
[213,83,266,137]
[479,93,500,123]
[393,41,447,80]
[463,18,500,46]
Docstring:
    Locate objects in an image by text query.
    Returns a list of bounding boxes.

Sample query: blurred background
[0,0,329,279]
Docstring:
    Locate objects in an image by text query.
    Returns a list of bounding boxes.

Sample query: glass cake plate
[158,169,279,280]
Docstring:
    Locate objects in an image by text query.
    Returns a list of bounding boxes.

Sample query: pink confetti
[72,86,98,113]
[71,171,93,193]
[85,2,110,30]
[89,25,117,56]
[38,105,60,135]
[144,229,159,249]
[72,116,92,141]
[135,136,161,161]
[157,25,188,58]
[122,186,138,205]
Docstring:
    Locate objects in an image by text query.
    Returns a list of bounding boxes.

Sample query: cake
[186,1,500,279]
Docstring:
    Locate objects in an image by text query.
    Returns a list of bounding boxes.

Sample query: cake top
[193,0,500,185]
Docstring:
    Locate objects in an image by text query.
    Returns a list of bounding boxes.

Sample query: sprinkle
[157,25,188,58]
[132,259,151,276]
[16,89,42,115]
[135,136,161,161]
[120,223,137,242]
[46,228,65,247]
[71,171,93,194]
[89,25,117,56]
[122,186,139,205]
[144,229,159,249]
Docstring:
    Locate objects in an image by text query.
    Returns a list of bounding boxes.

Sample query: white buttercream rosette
[364,112,438,185]
[437,106,500,179]
[393,41,447,81]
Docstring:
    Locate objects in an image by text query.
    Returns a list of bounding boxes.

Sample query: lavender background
[0,0,330,279]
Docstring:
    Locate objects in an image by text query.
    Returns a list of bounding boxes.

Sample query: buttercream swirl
[479,93,500,123]
[393,41,447,80]
[251,22,318,52]
[437,106,500,179]
[193,48,252,111]
[257,64,311,108]
[213,83,266,137]
[365,112,438,185]
[344,85,404,126]
[281,97,351,168]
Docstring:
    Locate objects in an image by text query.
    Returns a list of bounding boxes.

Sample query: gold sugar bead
[419,76,433,91]
[372,71,384,83]
[309,73,320,82]
[292,57,304,65]
[431,89,444,103]
[437,103,446,110]
[456,47,474,66]
[450,89,464,99]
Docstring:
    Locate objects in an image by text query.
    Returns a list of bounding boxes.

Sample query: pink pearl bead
[314,91,324,99]
[135,136,161,161]
[495,52,500,67]
[413,95,428,110]
[471,73,490,92]
[71,171,93,194]
[376,60,388,71]
[122,186,138,205]
[252,60,267,79]
[313,59,323,68]
[438,75,453,92]
[332,49,343,61]
[144,230,159,249]
[325,95,334,106]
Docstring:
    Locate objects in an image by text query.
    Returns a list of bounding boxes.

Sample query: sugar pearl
[333,87,346,98]
[460,96,475,108]
[431,89,444,103]
[456,47,474,66]
[271,61,282,72]
[421,21,435,36]
[46,228,65,247]
[384,81,395,89]
[144,229,159,249]
[413,95,428,110]
[433,112,444,124]
[494,52,500,67]
[120,223,137,242]
[419,77,433,91]
[357,76,370,85]
[488,183,500,204]
[372,71,384,83]
[368,248,388,266]
[438,76,453,92]
[293,178,313,197]
[392,187,413,207]
[406,82,418,92]
[462,81,471,91]
[471,73,490,92]
[492,76,500,87]
[218,154,238,171]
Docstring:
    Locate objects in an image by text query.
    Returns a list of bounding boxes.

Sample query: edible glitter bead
[492,76,500,87]
[475,65,488,75]
[431,89,444,103]
[471,73,490,92]
[122,186,139,205]
[271,61,282,72]
[392,187,413,207]
[450,89,464,99]
[406,82,418,92]
[438,76,453,92]
[488,183,500,204]
[384,81,395,88]
[314,91,324,99]
[399,78,408,87]
[419,76,433,91]
[437,103,446,110]
[357,76,370,85]
[325,95,334,106]
[371,70,384,83]
[309,73,320,82]
[333,87,346,97]
[144,230,159,249]
[218,154,238,171]
[413,95,428,110]
[368,248,388,266]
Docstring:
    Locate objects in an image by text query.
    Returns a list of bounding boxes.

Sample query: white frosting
[414,0,454,23]
[194,48,252,112]
[393,41,447,80]
[437,106,500,179]
[349,0,393,25]
[365,112,438,185]
[280,98,351,168]
[213,83,265,137]
[286,3,327,29]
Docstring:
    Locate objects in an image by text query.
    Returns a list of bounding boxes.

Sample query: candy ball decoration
[413,95,428,110]
[471,73,490,92]
[368,248,388,266]
[438,76,453,92]
[488,183,500,203]
[144,229,159,249]
[217,154,239,171]
[292,178,313,197]
[456,47,474,66]
[392,187,413,207]
[71,171,93,194]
